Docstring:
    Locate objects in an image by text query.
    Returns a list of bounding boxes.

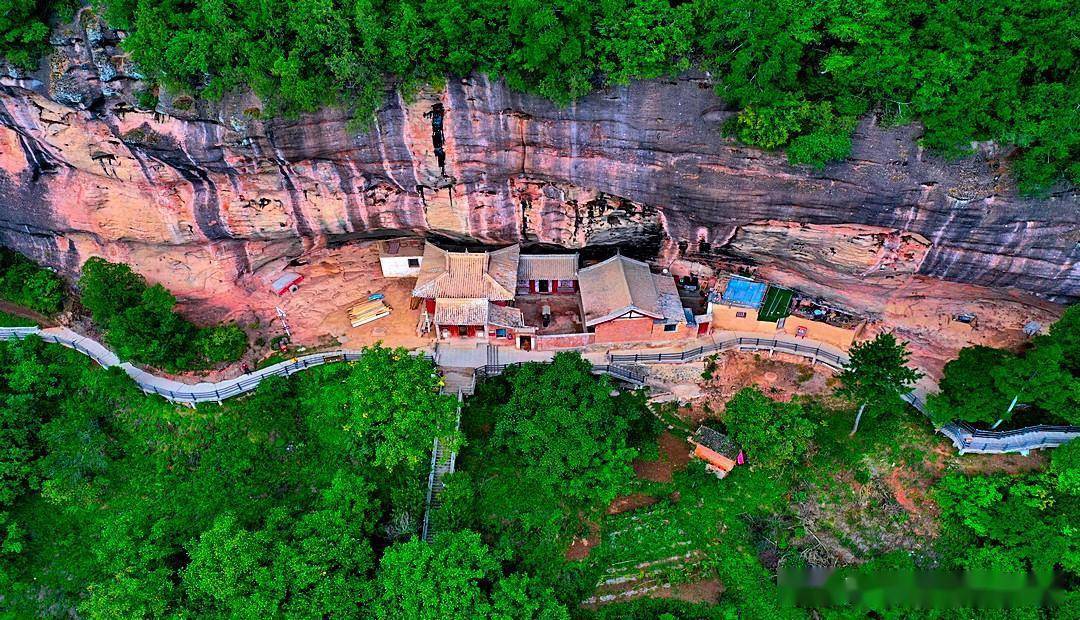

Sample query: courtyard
[515,294,585,335]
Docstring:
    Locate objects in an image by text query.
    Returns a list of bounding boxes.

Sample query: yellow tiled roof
[412,243,519,301]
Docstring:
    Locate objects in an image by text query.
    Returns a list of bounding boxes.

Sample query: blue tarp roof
[721,278,767,308]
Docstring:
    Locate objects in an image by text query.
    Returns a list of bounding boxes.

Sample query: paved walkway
[1,325,1075,454]
[0,326,435,404]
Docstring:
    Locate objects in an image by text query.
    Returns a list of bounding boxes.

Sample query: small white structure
[378,238,424,277]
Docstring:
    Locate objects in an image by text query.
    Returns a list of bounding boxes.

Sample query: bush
[0,249,63,314]
[78,258,246,370]
[195,324,248,364]
[79,257,147,324]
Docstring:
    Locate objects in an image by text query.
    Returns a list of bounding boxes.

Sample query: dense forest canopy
[0,329,1078,616]
[1,0,1076,191]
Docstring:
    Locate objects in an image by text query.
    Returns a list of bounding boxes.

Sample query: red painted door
[425,299,436,314]
[466,325,476,338]
[698,322,710,335]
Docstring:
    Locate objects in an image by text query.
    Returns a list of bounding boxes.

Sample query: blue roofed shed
[720,278,767,308]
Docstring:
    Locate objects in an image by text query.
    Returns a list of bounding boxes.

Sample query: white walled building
[378,238,425,277]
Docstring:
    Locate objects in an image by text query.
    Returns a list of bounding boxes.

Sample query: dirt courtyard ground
[268,242,432,352]
[516,294,583,335]
[651,350,835,426]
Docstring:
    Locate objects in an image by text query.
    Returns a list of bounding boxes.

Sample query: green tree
[106,284,200,370]
[933,471,1079,577]
[300,345,459,472]
[835,333,922,435]
[490,573,570,620]
[79,257,147,324]
[195,323,248,364]
[992,337,1080,425]
[927,346,1015,427]
[722,387,814,471]
[0,249,64,314]
[0,0,67,69]
[79,258,246,369]
[375,530,500,619]
[375,530,568,619]
[183,474,377,618]
[1050,305,1080,376]
[1050,439,1080,497]
[488,352,645,505]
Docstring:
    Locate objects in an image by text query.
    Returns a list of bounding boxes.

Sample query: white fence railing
[0,327,434,405]
[2,326,1076,454]
[606,335,1079,455]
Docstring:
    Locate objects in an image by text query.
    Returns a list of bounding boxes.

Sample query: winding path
[605,333,1080,456]
[1,325,1076,454]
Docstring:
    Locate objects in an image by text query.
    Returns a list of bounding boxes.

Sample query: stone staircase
[422,391,462,542]
[440,367,476,396]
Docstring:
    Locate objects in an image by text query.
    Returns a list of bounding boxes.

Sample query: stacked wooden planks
[349,299,391,327]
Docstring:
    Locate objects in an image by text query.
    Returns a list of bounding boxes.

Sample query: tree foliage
[927,346,1016,427]
[722,387,815,471]
[487,352,647,506]
[930,307,1080,427]
[78,257,246,371]
[933,466,1080,578]
[0,326,1077,617]
[835,333,922,434]
[0,0,75,69]
[298,344,460,473]
[0,249,63,315]
[374,530,568,619]
[0,339,458,617]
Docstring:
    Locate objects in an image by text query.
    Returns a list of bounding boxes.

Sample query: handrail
[608,336,845,369]
[605,334,1079,455]
[475,361,646,385]
[0,326,435,405]
[2,326,1075,455]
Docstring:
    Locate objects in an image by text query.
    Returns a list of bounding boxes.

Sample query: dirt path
[0,300,56,326]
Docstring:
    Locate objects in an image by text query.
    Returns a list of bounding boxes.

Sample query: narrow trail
[0,300,57,326]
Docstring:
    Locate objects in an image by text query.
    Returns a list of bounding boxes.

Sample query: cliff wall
[0,14,1075,370]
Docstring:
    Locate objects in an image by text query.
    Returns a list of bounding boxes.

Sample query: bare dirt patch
[271,242,431,351]
[516,294,583,335]
[662,578,723,604]
[675,350,835,425]
[566,521,601,561]
[607,493,659,515]
[957,450,1048,475]
[633,432,693,483]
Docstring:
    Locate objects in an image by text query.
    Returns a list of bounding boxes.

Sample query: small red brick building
[690,426,743,479]
[577,255,696,343]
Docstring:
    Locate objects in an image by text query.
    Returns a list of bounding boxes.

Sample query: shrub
[78,258,246,370]
[195,324,248,364]
[0,249,63,314]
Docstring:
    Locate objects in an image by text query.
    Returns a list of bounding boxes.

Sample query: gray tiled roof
[577,255,685,327]
[433,298,489,325]
[517,254,579,281]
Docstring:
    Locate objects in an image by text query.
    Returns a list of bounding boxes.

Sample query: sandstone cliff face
[0,15,1075,367]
